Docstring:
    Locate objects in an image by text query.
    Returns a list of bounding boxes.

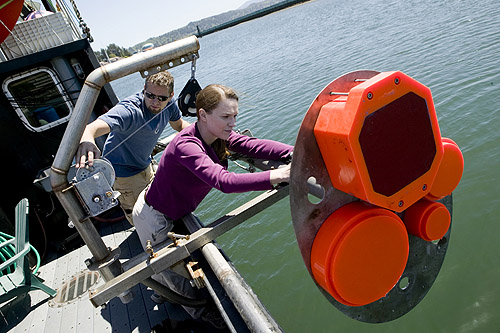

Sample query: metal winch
[71,159,120,217]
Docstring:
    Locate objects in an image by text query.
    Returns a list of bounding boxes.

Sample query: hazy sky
[76,0,250,49]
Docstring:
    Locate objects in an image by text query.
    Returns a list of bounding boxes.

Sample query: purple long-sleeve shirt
[146,123,293,220]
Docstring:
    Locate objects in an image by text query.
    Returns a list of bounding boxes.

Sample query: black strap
[177,78,201,117]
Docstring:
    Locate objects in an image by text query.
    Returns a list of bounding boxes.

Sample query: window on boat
[2,67,73,132]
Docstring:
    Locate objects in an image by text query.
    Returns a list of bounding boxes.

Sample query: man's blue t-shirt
[99,91,181,177]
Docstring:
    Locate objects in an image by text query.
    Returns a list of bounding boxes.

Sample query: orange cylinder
[311,202,409,306]
[426,138,464,200]
[403,198,451,241]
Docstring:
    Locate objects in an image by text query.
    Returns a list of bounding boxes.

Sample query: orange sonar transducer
[311,202,409,306]
[304,71,464,311]
[313,71,463,212]
[403,198,451,241]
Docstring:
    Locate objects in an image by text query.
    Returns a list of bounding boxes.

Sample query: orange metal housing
[313,71,444,212]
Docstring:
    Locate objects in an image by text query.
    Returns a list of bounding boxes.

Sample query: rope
[102,96,179,159]
[37,14,65,45]
[0,19,35,56]
[104,58,197,158]
[0,231,42,276]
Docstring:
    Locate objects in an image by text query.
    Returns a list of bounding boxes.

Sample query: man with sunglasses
[76,70,190,225]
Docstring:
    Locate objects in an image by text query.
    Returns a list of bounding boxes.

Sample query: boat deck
[0,219,200,332]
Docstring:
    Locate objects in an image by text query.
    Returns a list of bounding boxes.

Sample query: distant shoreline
[127,0,312,53]
[196,0,311,37]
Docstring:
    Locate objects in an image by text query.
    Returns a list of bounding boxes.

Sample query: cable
[102,96,178,159]
[0,231,42,275]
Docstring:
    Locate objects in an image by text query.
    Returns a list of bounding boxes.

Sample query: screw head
[367,92,373,100]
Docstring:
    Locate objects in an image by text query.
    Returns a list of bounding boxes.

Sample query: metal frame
[90,185,289,307]
[50,36,200,302]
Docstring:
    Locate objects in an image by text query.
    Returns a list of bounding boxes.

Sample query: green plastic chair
[0,199,56,304]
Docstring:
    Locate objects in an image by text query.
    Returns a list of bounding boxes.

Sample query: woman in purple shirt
[132,84,292,326]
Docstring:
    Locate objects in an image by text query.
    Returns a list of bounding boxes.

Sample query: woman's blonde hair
[195,84,239,161]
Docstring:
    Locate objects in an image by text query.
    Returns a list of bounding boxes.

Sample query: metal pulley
[178,55,201,117]
[290,70,464,323]
[71,158,120,217]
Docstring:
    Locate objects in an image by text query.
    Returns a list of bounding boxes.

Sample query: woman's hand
[270,164,291,185]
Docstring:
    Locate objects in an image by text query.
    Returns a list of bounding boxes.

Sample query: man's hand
[75,141,101,168]
[76,119,110,168]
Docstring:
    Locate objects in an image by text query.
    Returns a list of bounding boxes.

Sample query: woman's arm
[227,132,293,160]
[176,137,273,193]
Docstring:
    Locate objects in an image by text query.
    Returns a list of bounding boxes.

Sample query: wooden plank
[0,292,30,332]
[75,299,95,332]
[87,222,119,332]
[44,250,69,332]
[0,296,14,330]
[2,218,190,332]
[10,251,59,332]
[0,275,16,293]
[123,226,171,329]
[58,244,83,332]
[75,245,95,332]
[92,299,112,332]
[108,296,131,332]
[127,284,152,332]
[113,220,153,332]
[100,220,133,332]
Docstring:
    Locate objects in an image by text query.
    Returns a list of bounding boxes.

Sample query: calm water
[111,0,500,331]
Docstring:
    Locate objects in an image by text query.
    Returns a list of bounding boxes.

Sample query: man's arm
[169,118,190,132]
[75,119,111,168]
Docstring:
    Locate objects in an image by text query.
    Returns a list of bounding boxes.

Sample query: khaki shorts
[132,187,174,248]
[114,163,155,225]
[132,188,204,319]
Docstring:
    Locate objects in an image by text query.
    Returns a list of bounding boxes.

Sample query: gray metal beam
[90,185,289,306]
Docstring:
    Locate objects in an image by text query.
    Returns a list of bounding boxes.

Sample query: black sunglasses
[144,90,170,102]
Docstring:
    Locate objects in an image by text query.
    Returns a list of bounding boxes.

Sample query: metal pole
[182,214,282,332]
[50,36,200,303]
[201,243,282,332]
[90,186,288,306]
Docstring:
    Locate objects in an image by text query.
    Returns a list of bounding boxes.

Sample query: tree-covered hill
[95,0,302,60]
